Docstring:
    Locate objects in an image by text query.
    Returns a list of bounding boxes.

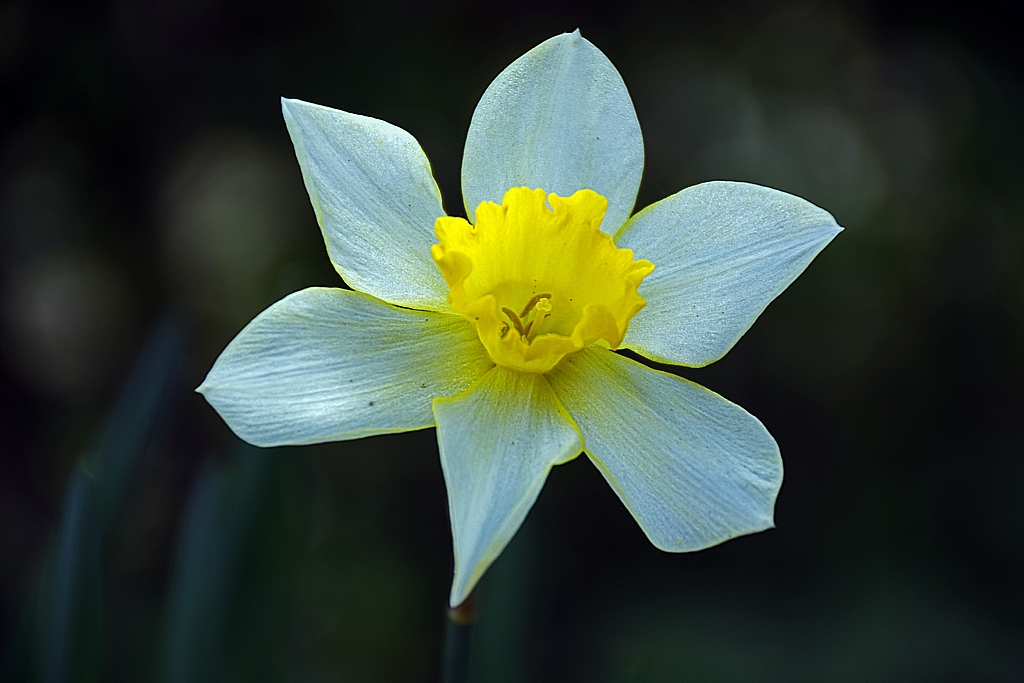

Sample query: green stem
[441,590,476,683]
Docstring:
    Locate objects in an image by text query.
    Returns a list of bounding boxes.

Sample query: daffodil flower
[199,31,841,607]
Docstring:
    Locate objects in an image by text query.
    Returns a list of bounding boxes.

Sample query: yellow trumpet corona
[432,187,654,373]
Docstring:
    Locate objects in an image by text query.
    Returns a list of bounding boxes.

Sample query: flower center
[431,187,654,373]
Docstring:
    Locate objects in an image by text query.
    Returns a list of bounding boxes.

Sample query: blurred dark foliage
[2,1,1023,681]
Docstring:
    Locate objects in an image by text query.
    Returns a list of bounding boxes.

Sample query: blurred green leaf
[40,464,103,683]
[1,316,186,683]
[162,445,297,683]
[88,314,185,528]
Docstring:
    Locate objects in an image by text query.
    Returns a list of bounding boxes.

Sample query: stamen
[501,307,526,336]
[499,322,510,338]
[519,293,552,318]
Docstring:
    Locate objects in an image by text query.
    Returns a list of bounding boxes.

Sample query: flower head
[433,187,654,373]
[199,31,842,606]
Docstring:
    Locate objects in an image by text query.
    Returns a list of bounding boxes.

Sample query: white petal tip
[280,97,314,116]
[448,581,474,609]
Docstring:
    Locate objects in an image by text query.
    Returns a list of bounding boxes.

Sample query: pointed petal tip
[821,212,845,237]
[461,25,642,231]
[280,97,323,123]
[448,562,484,608]
[280,97,299,125]
[194,373,213,395]
[280,97,320,118]
[449,582,470,609]
[437,367,581,610]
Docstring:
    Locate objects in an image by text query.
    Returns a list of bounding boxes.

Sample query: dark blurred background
[2,1,1023,681]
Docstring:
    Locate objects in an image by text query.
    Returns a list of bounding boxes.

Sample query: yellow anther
[519,293,552,319]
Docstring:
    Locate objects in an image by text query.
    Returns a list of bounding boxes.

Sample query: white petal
[198,288,492,447]
[434,367,582,606]
[616,181,842,367]
[282,98,450,310]
[547,347,781,551]
[461,31,643,233]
